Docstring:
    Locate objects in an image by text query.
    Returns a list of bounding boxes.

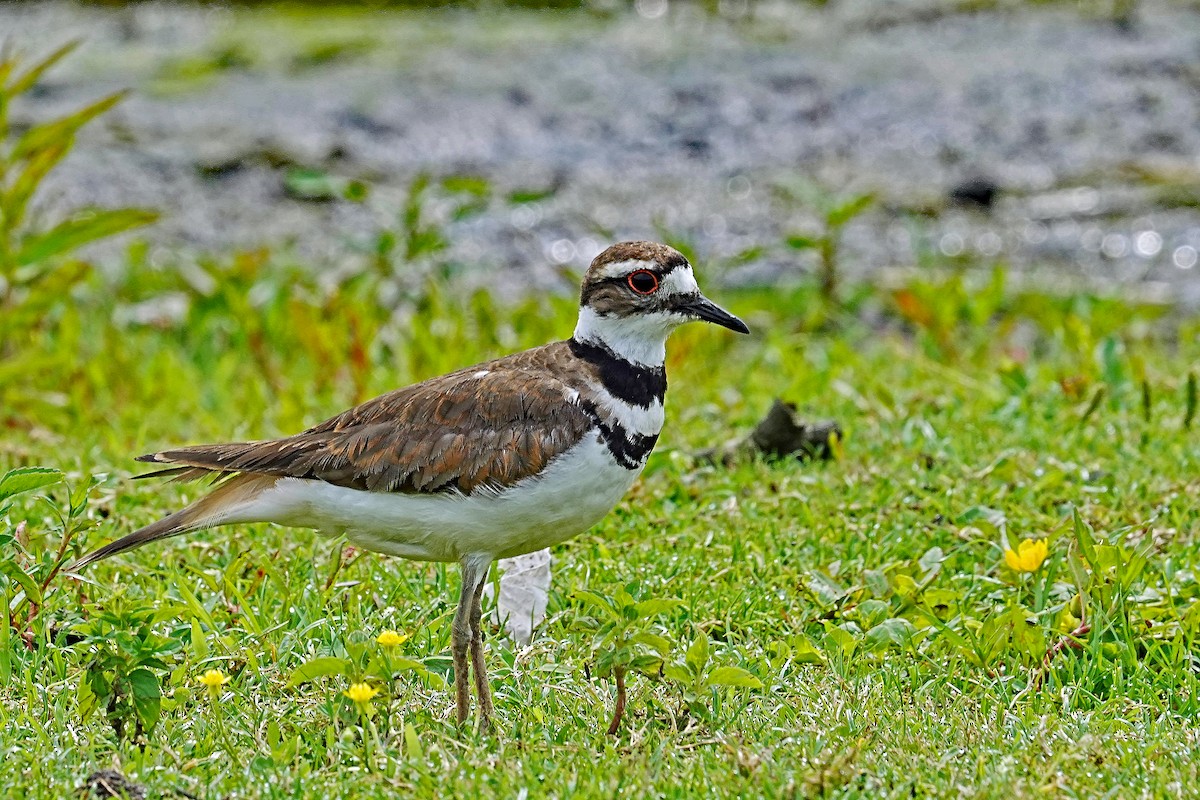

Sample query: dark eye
[627,270,659,295]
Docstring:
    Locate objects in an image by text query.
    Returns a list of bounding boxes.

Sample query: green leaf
[2,143,70,231]
[0,589,10,683]
[810,570,853,607]
[822,622,858,657]
[0,561,42,607]
[15,208,158,267]
[441,174,490,197]
[286,657,351,688]
[572,590,618,620]
[128,667,162,732]
[75,670,97,719]
[629,653,665,674]
[856,599,892,628]
[957,505,1006,530]
[190,618,209,661]
[69,473,102,517]
[863,618,916,652]
[1185,371,1197,430]
[685,632,709,675]
[791,634,825,665]
[0,467,63,503]
[284,168,338,202]
[827,193,875,227]
[404,722,423,759]
[630,631,671,656]
[632,598,684,619]
[11,91,129,163]
[918,546,945,576]
[1073,508,1098,569]
[7,41,81,96]
[785,234,819,251]
[663,663,693,683]
[706,666,763,689]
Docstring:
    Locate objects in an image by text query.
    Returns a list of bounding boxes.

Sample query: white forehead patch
[661,265,700,296]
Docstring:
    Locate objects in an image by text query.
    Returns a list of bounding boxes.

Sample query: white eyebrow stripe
[592,258,658,281]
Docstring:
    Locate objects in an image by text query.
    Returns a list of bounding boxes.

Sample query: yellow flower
[197,669,230,699]
[1004,538,1049,573]
[344,682,379,707]
[376,630,408,648]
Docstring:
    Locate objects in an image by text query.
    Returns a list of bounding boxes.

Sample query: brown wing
[137,343,595,495]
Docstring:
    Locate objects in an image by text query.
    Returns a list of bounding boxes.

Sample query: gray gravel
[4,0,1199,302]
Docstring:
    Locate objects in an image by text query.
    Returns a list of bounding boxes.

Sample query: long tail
[68,474,277,571]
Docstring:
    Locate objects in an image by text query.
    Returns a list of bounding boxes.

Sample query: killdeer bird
[71,241,748,730]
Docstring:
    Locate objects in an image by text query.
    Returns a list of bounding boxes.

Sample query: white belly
[236,435,640,562]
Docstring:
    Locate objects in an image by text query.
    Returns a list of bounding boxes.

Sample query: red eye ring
[627,269,659,295]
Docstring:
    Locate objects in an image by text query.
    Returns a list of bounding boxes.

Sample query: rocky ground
[4,0,1199,302]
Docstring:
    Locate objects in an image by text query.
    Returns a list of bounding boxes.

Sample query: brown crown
[580,241,689,313]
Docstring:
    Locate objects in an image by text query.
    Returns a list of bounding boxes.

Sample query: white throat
[573,306,676,368]
[573,265,702,368]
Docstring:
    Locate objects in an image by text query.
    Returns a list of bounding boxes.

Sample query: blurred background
[4,0,1199,305]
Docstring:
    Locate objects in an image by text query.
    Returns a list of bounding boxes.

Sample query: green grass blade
[15,208,158,267]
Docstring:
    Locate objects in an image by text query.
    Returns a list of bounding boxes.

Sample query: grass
[2,33,1199,800]
[1,239,1198,797]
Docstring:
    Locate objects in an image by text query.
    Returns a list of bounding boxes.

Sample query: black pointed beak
[675,294,750,334]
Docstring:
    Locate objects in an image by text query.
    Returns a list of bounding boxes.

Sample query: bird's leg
[452,560,480,727]
[469,565,494,731]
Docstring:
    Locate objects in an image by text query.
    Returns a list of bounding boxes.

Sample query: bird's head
[573,241,748,366]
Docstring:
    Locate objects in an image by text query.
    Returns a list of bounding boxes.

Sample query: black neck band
[569,337,667,409]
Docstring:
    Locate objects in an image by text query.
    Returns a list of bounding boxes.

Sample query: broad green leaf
[863,618,916,652]
[685,632,709,675]
[0,561,42,607]
[863,569,889,598]
[822,622,858,657]
[75,671,97,719]
[69,473,103,517]
[286,657,351,688]
[918,546,945,576]
[15,208,158,267]
[630,631,671,656]
[706,666,763,689]
[128,667,162,732]
[806,571,849,608]
[892,573,919,603]
[791,634,825,665]
[663,663,693,683]
[404,723,423,759]
[632,598,684,619]
[1093,545,1123,573]
[190,619,209,661]
[366,656,425,682]
[571,590,617,620]
[629,654,665,674]
[0,467,62,503]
